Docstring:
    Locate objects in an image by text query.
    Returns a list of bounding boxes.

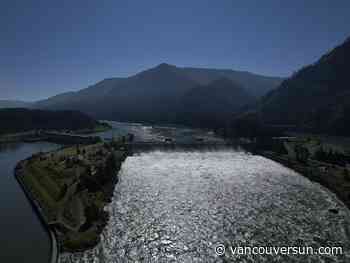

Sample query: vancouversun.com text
[215,244,343,257]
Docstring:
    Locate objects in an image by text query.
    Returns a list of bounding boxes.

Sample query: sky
[1,0,350,101]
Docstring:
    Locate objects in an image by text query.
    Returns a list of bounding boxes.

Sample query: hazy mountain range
[3,64,281,125]
[2,35,349,136]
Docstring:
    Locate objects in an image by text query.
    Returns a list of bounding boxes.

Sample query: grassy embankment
[16,140,127,252]
[260,136,350,208]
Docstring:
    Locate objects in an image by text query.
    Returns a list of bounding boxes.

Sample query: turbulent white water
[60,149,350,262]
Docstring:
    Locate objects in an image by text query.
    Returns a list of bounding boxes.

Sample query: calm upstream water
[0,142,61,262]
[1,122,350,262]
[90,121,225,144]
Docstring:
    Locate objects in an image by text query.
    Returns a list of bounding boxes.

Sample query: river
[60,122,350,262]
[1,122,350,262]
[0,142,61,262]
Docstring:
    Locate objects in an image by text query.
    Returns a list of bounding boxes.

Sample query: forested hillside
[0,108,99,135]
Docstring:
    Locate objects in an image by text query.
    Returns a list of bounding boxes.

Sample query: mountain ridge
[31,63,282,125]
[243,36,350,136]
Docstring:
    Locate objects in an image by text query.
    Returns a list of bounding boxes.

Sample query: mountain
[177,78,254,128]
[182,67,283,98]
[99,63,199,123]
[0,100,33,108]
[35,78,124,115]
[36,63,198,123]
[0,108,99,135]
[34,63,282,125]
[256,37,350,135]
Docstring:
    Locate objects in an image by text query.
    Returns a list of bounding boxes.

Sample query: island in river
[15,141,127,252]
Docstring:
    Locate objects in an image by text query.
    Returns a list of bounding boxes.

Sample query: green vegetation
[16,141,127,252]
[294,144,310,164]
[0,108,105,136]
[344,169,350,182]
[62,229,100,251]
[257,136,350,208]
[314,147,350,166]
[75,121,112,134]
[252,37,350,136]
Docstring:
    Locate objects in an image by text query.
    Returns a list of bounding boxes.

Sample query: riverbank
[15,165,59,263]
[0,131,102,145]
[73,122,112,135]
[259,150,350,209]
[0,122,111,144]
[15,141,127,255]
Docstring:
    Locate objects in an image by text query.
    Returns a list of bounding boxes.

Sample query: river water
[59,122,350,262]
[90,121,225,144]
[0,142,61,262]
[1,122,350,262]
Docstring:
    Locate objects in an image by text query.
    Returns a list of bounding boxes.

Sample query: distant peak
[156,63,177,69]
